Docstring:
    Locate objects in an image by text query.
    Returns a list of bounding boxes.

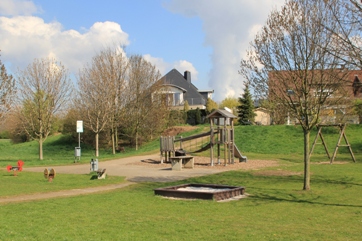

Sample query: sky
[0,0,284,102]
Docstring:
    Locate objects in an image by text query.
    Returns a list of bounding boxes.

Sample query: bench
[96,169,107,179]
[169,156,194,171]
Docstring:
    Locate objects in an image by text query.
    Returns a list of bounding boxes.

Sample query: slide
[233,144,247,162]
[189,143,211,154]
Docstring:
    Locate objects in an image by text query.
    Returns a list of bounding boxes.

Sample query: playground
[2,153,361,240]
[160,109,247,167]
[1,124,361,240]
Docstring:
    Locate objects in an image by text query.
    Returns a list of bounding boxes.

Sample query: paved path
[0,182,135,204]
[24,154,225,182]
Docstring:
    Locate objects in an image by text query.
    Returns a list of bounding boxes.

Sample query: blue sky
[0,0,283,102]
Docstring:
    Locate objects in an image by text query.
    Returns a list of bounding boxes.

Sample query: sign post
[75,121,83,162]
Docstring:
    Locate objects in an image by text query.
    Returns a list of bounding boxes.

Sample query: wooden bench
[96,169,107,179]
[169,156,194,171]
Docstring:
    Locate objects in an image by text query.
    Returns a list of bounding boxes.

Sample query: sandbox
[154,183,245,201]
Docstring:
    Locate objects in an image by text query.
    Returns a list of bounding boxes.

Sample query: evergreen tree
[237,84,256,125]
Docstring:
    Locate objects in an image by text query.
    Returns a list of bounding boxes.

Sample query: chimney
[184,71,191,83]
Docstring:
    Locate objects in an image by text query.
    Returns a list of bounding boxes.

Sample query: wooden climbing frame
[310,124,356,163]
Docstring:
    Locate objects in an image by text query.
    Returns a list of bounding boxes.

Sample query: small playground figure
[44,168,56,182]
[6,160,24,176]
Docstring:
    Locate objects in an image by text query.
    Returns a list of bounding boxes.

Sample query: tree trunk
[303,128,311,190]
[115,127,118,151]
[95,132,99,157]
[111,125,115,155]
[135,130,138,151]
[39,137,43,160]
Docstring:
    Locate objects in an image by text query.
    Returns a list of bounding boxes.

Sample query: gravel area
[132,156,279,171]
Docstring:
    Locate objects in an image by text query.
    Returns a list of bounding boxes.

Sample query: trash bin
[175,149,186,156]
[90,159,98,171]
[75,147,81,157]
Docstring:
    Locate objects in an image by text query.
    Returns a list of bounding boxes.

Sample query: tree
[206,97,218,113]
[353,99,362,123]
[219,96,238,115]
[183,100,190,123]
[17,58,72,160]
[122,55,162,150]
[195,108,202,124]
[184,100,190,112]
[323,1,362,70]
[0,52,15,121]
[239,0,347,190]
[237,84,256,125]
[76,47,127,157]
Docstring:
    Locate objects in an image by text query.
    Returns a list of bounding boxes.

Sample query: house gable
[158,69,211,109]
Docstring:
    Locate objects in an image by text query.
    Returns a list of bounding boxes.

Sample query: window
[174,93,180,105]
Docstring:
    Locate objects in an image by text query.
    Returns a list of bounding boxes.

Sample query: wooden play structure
[207,109,247,166]
[160,109,247,167]
[310,123,356,163]
[7,160,24,176]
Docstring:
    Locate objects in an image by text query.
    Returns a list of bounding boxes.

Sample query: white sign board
[76,120,83,133]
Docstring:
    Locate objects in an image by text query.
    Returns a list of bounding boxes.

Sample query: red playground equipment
[7,160,24,176]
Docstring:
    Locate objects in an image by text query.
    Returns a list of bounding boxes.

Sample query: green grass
[235,124,362,162]
[0,124,362,240]
[0,170,125,197]
[0,161,361,240]
[1,124,361,167]
[0,126,208,167]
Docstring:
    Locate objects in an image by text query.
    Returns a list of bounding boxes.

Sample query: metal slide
[233,144,247,162]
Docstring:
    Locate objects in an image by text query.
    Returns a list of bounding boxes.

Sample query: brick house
[268,69,362,124]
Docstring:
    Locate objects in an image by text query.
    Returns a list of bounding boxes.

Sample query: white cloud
[165,0,284,101]
[0,16,129,73]
[143,54,198,80]
[0,0,40,16]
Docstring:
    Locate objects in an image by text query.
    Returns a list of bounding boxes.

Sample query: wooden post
[210,117,214,166]
[331,124,356,163]
[224,117,227,166]
[231,120,235,164]
[310,125,331,159]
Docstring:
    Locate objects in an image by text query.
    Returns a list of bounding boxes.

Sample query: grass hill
[0,124,361,167]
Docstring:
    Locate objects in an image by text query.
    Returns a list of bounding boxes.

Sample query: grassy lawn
[0,170,126,197]
[0,161,361,240]
[0,124,361,240]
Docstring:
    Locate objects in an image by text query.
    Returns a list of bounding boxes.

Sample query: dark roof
[158,69,207,105]
[206,109,237,119]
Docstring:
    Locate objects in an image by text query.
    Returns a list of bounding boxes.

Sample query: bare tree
[239,0,348,190]
[0,52,16,121]
[122,55,163,150]
[76,46,127,157]
[323,1,362,69]
[17,58,73,160]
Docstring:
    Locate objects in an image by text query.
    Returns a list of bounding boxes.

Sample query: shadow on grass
[90,175,98,180]
[250,193,362,208]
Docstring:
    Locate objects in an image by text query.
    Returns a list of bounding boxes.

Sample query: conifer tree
[237,84,255,125]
